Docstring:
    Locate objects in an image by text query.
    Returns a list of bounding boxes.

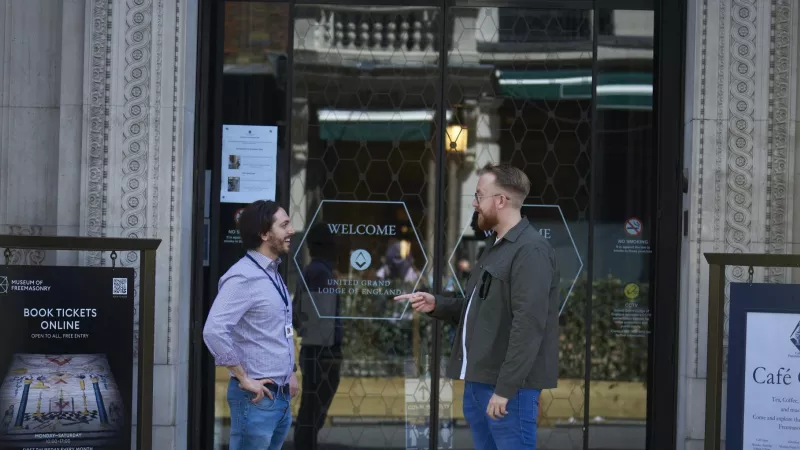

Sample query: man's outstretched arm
[394,292,464,326]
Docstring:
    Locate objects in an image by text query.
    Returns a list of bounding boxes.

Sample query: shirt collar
[246,249,281,270]
[497,216,530,243]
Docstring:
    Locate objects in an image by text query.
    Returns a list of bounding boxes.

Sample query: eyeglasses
[473,192,505,203]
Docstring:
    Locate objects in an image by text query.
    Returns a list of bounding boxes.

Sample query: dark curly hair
[238,200,281,250]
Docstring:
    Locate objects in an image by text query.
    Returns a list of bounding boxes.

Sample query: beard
[475,209,498,232]
[266,233,288,255]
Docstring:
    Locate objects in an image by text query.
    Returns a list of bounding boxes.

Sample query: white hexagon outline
[293,199,429,321]
[447,204,583,316]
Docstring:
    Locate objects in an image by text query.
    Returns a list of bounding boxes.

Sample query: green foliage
[336,275,650,382]
[559,275,650,382]
[336,288,429,377]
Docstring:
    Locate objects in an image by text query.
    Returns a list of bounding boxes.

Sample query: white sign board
[220,125,277,203]
[743,311,800,445]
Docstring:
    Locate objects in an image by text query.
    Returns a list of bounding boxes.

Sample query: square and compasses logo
[791,320,800,353]
[0,276,7,294]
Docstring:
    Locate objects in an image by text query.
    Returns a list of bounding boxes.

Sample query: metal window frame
[646,0,685,448]
[586,6,599,448]
[188,1,685,449]
[189,1,225,449]
[187,0,216,448]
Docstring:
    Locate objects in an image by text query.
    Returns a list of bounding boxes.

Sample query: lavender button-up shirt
[203,250,295,385]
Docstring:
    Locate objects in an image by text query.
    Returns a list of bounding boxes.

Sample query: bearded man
[395,163,560,450]
[204,200,299,450]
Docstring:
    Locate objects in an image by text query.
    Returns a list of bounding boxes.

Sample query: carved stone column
[290,96,311,278]
[1,0,198,447]
[290,97,310,234]
[679,1,797,448]
[103,0,198,446]
[458,98,501,234]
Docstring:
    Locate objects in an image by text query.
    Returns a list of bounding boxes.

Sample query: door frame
[188,0,685,448]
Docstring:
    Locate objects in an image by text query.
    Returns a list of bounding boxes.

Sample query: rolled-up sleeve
[495,243,552,399]
[203,274,251,367]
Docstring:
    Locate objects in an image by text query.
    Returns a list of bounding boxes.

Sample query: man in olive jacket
[396,163,560,450]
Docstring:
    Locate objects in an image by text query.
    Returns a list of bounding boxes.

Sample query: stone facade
[0,0,198,447]
[680,0,800,448]
[6,0,800,447]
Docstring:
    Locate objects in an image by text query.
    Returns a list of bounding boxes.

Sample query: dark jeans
[294,345,342,449]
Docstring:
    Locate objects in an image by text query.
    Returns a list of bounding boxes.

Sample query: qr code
[112,278,128,296]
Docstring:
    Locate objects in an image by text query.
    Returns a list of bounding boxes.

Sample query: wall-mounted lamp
[446,124,468,153]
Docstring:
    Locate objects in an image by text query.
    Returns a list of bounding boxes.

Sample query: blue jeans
[463,381,540,450]
[227,378,292,450]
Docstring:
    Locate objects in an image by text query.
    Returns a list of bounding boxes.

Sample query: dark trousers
[294,345,342,449]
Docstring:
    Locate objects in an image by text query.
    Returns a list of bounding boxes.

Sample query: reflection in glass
[444,7,591,449]
[212,4,657,450]
[214,3,291,449]
[589,9,654,450]
[288,5,441,449]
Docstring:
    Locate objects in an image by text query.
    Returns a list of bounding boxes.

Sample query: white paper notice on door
[221,124,278,204]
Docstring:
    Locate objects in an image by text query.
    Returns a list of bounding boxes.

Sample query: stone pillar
[458,99,501,234]
[0,0,67,262]
[290,97,310,234]
[0,0,198,447]
[680,1,797,448]
[290,96,311,279]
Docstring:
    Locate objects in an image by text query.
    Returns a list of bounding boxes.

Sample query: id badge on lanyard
[284,309,293,338]
[246,254,294,339]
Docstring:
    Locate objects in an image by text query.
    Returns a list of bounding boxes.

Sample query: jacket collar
[496,216,529,243]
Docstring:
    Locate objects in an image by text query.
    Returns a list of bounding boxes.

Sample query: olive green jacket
[429,217,560,398]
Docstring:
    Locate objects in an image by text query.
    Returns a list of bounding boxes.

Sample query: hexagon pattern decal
[294,200,428,321]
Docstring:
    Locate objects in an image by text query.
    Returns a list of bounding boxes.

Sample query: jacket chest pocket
[477,262,511,302]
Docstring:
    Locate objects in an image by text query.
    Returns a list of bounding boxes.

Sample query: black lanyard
[246,254,288,308]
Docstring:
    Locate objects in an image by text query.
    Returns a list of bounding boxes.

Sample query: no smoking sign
[624,217,643,237]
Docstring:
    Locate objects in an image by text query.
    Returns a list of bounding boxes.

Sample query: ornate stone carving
[766,0,792,283]
[694,0,730,375]
[4,226,44,265]
[153,0,163,241]
[122,0,152,246]
[724,0,756,346]
[121,0,153,342]
[167,0,181,364]
[86,0,112,267]
[692,0,713,376]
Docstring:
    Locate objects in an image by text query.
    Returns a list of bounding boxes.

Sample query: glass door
[588,7,654,450]
[287,4,442,448]
[210,2,292,448]
[442,6,592,449]
[439,5,656,450]
[200,2,665,450]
